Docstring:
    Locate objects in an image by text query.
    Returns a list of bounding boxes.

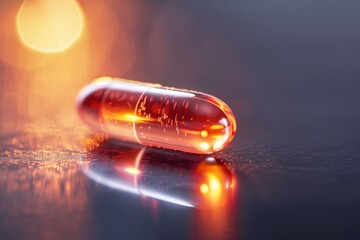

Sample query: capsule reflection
[81,140,236,208]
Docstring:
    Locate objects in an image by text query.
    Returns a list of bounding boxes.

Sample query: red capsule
[76,77,236,154]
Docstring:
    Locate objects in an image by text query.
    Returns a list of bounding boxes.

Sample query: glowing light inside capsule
[199,142,211,151]
[200,130,208,138]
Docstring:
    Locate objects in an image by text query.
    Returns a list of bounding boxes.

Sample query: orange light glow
[102,113,149,123]
[124,167,141,175]
[202,174,222,202]
[230,178,236,188]
[195,160,238,239]
[200,184,209,194]
[200,130,208,137]
[210,124,225,130]
[209,176,220,191]
[199,142,211,151]
[196,160,237,207]
[213,140,224,151]
[123,114,146,122]
[16,0,84,53]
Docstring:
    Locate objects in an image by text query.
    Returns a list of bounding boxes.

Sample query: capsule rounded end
[76,81,111,129]
[212,104,236,152]
[193,96,236,154]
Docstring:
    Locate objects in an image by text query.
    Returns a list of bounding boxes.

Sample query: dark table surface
[1,0,360,240]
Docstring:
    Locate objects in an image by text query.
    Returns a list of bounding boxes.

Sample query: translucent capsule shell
[77,78,236,154]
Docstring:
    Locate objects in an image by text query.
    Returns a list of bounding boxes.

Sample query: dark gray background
[1,0,360,239]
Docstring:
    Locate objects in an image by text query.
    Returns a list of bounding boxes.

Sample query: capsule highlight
[76,77,236,154]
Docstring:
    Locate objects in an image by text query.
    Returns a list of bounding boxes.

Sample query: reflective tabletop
[1,0,360,239]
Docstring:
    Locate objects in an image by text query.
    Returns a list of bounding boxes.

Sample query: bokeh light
[16,0,84,53]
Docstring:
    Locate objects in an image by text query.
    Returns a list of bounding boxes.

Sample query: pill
[76,77,236,154]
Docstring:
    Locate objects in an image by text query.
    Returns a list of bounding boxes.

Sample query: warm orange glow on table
[124,167,141,175]
[16,0,84,53]
[200,183,209,194]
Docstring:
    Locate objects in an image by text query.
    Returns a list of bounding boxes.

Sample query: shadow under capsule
[80,139,237,208]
